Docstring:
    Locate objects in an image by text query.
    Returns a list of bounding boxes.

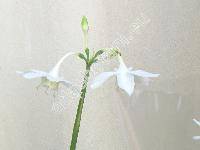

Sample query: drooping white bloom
[91,55,159,96]
[17,52,76,90]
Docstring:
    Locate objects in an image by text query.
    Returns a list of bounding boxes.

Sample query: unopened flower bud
[81,16,89,33]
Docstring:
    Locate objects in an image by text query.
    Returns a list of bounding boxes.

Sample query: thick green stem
[70,65,90,150]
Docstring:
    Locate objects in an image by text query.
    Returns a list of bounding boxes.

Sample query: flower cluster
[17,16,160,150]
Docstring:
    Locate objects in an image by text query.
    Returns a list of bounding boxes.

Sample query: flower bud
[81,16,89,33]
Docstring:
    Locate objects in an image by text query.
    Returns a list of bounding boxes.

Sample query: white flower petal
[16,70,48,79]
[193,118,200,127]
[91,72,116,89]
[46,75,60,82]
[49,52,76,78]
[117,72,135,96]
[117,55,128,71]
[131,70,160,78]
[193,136,200,140]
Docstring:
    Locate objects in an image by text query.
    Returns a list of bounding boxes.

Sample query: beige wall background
[0,0,200,149]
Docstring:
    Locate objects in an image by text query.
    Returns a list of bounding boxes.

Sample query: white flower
[91,55,160,96]
[17,52,76,90]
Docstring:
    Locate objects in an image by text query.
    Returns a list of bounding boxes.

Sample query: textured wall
[0,0,200,150]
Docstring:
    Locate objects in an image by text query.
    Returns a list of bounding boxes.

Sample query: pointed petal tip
[118,87,133,96]
[16,70,48,79]
[154,74,160,77]
[118,84,134,96]
[127,93,132,96]
[146,73,160,78]
[127,91,133,96]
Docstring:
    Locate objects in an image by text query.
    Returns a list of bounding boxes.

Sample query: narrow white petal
[16,70,48,79]
[193,118,200,127]
[117,55,128,71]
[131,70,160,77]
[193,136,200,140]
[91,72,116,89]
[117,72,135,96]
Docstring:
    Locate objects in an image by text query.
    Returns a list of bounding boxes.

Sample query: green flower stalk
[69,16,104,150]
[69,63,90,150]
[70,49,105,149]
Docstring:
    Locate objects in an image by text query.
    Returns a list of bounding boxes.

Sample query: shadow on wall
[117,74,200,150]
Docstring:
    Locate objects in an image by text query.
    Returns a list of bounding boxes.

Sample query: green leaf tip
[81,16,89,33]
[94,50,104,58]
[78,53,87,62]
